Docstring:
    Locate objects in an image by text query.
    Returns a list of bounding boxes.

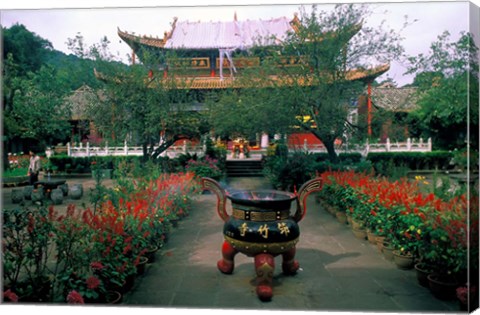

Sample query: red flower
[86,276,101,290]
[3,289,18,302]
[90,261,104,271]
[27,213,35,233]
[66,290,85,304]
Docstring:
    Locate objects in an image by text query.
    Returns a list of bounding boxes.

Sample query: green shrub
[366,151,453,175]
[264,151,370,191]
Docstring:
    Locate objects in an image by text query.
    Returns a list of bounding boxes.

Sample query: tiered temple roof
[114,14,390,89]
[118,15,299,51]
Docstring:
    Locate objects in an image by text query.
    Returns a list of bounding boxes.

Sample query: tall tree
[2,24,71,170]
[406,31,479,150]
[3,24,53,77]
[69,35,209,161]
[92,64,209,161]
[207,4,405,161]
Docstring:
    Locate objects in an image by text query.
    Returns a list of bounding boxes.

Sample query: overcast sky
[1,0,479,87]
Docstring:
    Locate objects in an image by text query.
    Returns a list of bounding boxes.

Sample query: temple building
[116,13,390,150]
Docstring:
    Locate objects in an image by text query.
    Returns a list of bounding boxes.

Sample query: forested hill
[3,23,116,91]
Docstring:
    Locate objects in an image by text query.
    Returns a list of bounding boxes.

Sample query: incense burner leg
[281,246,300,275]
[217,240,238,274]
[254,253,275,301]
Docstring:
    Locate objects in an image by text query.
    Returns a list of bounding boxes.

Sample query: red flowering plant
[81,203,137,292]
[3,289,19,302]
[456,285,477,308]
[186,157,224,180]
[418,194,470,277]
[2,205,56,301]
[66,290,85,304]
[319,170,370,218]
[64,274,106,303]
[50,205,98,302]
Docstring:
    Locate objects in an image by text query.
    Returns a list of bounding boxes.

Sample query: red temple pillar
[367,81,372,137]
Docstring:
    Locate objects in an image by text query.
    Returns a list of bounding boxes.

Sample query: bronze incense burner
[201,177,322,301]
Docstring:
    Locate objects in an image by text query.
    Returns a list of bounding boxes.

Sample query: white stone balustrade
[66,138,432,159]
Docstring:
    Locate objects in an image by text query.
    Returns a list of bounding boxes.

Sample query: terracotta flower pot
[375,236,386,252]
[414,263,433,287]
[145,246,159,263]
[366,229,377,244]
[382,243,395,261]
[136,256,149,275]
[352,227,367,240]
[351,219,365,230]
[428,273,460,300]
[105,290,122,304]
[336,212,348,225]
[393,250,414,269]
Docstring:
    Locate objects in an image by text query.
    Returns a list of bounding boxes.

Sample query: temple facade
[117,13,389,150]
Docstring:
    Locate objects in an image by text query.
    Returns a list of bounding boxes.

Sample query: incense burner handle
[201,177,230,222]
[294,178,323,222]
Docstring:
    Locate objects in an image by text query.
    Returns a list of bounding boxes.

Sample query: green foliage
[407,31,479,150]
[263,151,373,191]
[205,4,405,161]
[3,167,28,178]
[185,156,225,180]
[367,151,453,175]
[3,23,53,77]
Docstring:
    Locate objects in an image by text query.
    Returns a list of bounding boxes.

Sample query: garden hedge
[366,151,453,173]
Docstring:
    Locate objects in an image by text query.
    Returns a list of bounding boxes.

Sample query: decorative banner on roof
[163,17,294,50]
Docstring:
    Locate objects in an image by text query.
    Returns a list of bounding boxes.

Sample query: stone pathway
[122,177,459,312]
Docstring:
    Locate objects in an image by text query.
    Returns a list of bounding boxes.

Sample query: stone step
[226,160,263,177]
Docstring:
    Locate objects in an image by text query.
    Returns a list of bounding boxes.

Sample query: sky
[0,0,479,87]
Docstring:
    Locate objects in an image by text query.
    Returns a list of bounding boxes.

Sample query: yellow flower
[417,229,422,235]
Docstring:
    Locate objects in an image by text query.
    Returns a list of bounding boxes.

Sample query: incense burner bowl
[201,177,322,301]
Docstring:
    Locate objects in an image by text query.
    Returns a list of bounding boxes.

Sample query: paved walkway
[122,177,459,312]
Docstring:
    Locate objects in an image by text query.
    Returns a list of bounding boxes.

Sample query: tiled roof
[118,28,168,49]
[95,64,389,90]
[371,85,419,112]
[157,64,390,89]
[118,16,295,51]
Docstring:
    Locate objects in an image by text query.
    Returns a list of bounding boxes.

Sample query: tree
[406,31,479,150]
[206,87,294,141]
[207,4,404,161]
[68,35,209,161]
[5,65,72,144]
[2,24,72,170]
[92,64,209,161]
[3,24,53,77]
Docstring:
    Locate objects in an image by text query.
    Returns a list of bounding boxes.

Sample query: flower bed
[2,172,199,304]
[317,170,478,301]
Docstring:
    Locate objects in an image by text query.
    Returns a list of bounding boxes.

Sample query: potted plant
[63,273,106,303]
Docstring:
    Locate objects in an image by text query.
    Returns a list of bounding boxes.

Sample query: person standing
[28,150,41,185]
